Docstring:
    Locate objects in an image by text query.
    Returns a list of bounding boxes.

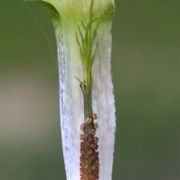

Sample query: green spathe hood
[26,0,115,27]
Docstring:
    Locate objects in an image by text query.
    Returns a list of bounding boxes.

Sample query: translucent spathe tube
[26,1,116,179]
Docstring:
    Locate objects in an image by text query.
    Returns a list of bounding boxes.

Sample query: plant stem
[81,70,93,119]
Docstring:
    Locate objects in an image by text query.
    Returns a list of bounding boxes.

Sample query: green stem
[81,69,93,119]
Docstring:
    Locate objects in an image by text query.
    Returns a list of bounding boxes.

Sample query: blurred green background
[0,0,179,179]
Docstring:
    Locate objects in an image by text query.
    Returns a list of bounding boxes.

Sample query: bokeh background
[0,0,180,179]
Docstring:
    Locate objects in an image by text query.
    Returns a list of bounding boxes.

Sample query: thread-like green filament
[75,0,100,119]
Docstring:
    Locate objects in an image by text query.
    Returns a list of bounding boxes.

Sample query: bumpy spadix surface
[28,1,116,179]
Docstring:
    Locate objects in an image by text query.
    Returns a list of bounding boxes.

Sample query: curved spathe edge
[25,0,60,21]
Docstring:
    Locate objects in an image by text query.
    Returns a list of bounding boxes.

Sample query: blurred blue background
[0,0,180,179]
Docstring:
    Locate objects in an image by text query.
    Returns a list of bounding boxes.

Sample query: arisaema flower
[26,0,116,179]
